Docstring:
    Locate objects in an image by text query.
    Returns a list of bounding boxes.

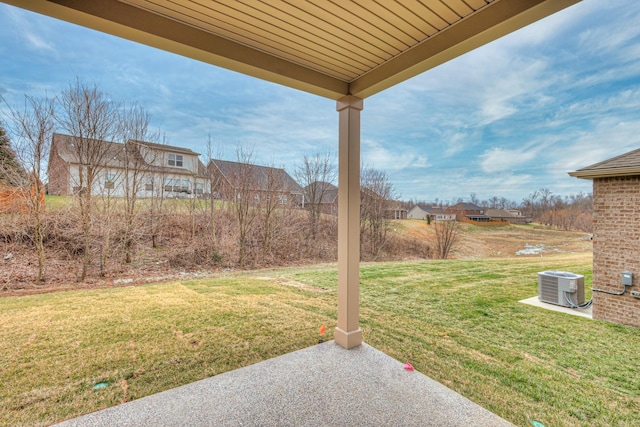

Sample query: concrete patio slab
[55,341,514,426]
[520,295,592,319]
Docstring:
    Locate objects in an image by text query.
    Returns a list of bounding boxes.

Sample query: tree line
[404,188,593,233]
[1,80,593,287]
[1,80,417,286]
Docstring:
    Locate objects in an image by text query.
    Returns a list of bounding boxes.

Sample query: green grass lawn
[43,194,73,211]
[1,253,638,426]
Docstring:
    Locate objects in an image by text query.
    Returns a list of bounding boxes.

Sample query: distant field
[394,219,592,259]
[2,252,638,427]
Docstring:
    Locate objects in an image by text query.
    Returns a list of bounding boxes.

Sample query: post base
[334,327,363,349]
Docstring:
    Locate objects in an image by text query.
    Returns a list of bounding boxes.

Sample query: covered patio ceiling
[6,0,579,100]
[4,0,581,350]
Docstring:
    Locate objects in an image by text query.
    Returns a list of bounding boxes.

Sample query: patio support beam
[335,95,363,349]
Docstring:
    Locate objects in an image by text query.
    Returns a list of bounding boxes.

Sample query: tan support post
[335,95,363,349]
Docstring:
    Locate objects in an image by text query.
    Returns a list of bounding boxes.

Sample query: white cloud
[547,117,640,175]
[361,138,432,172]
[576,4,640,54]
[5,7,55,52]
[23,31,54,51]
[479,146,541,174]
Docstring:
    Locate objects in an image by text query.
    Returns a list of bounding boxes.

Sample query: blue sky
[1,1,640,204]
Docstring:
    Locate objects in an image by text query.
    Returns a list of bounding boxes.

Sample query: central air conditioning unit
[538,271,585,307]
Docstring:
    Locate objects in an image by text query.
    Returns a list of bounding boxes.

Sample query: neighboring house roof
[52,133,138,169]
[569,147,640,179]
[304,181,338,204]
[209,159,302,193]
[485,209,517,219]
[428,206,446,214]
[409,204,447,215]
[135,140,200,156]
[449,202,483,211]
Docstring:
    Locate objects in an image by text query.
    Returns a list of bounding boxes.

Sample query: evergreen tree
[0,124,25,185]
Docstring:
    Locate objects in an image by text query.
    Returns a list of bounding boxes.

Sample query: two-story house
[47,133,209,198]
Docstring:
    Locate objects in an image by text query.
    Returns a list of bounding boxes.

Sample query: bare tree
[204,134,223,248]
[96,177,117,276]
[119,103,157,264]
[296,153,336,239]
[230,147,258,268]
[360,166,394,258]
[56,80,120,281]
[259,164,287,263]
[434,219,460,259]
[2,95,55,282]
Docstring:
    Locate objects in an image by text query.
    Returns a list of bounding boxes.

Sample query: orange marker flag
[319,324,326,336]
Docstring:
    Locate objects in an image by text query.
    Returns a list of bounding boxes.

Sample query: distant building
[385,205,407,220]
[485,209,531,224]
[446,202,489,222]
[304,181,339,215]
[208,159,303,206]
[407,204,455,221]
[48,133,209,198]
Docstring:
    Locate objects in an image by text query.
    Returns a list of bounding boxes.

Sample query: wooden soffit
[4,0,580,99]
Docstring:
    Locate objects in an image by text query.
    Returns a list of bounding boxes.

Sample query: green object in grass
[531,421,545,427]
[93,382,108,390]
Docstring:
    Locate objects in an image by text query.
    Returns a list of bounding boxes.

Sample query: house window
[168,154,183,167]
[180,179,190,193]
[164,178,176,192]
[145,177,154,191]
[195,182,204,195]
[105,172,115,190]
[279,194,288,205]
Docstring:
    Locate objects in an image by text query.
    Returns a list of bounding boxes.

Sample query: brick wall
[47,144,70,196]
[592,176,640,327]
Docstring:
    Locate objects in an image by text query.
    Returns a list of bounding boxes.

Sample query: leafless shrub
[119,102,158,264]
[2,94,55,282]
[296,153,336,239]
[360,167,395,258]
[434,220,460,259]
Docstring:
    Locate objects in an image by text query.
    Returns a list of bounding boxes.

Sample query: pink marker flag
[404,362,414,371]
